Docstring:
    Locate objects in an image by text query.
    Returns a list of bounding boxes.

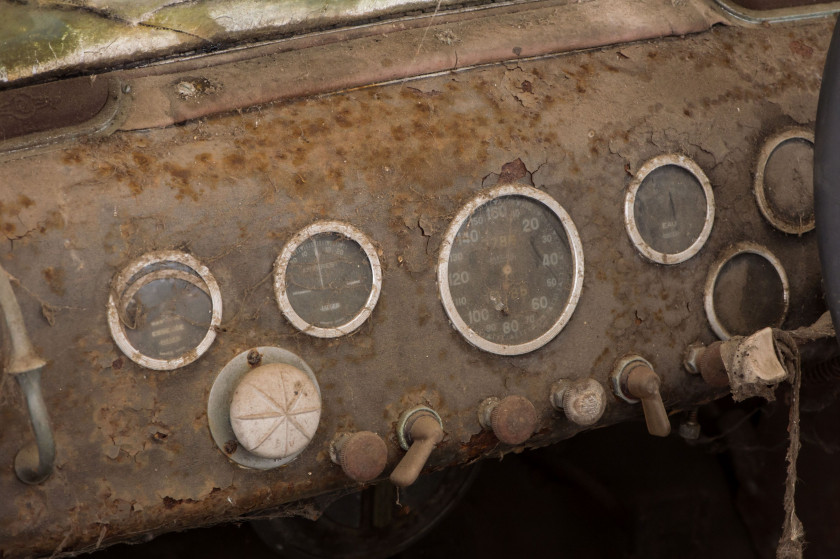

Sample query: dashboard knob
[229,363,322,460]
[390,407,444,488]
[478,395,538,445]
[611,356,671,438]
[331,431,388,483]
[550,378,607,426]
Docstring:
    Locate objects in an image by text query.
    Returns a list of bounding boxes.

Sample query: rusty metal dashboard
[0,0,833,555]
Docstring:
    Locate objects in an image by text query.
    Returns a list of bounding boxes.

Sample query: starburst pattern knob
[229,363,322,460]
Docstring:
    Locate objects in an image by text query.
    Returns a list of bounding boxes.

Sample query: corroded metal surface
[0,16,832,559]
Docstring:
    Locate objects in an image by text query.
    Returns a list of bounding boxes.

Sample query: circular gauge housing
[625,155,715,265]
[275,222,382,338]
[754,128,815,234]
[107,251,222,371]
[704,243,790,340]
[438,184,584,356]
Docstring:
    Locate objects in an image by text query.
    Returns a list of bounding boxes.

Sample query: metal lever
[611,356,671,437]
[626,365,671,437]
[0,265,54,484]
[390,407,444,488]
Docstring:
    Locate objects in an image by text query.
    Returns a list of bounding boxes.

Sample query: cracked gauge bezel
[107,250,223,371]
[437,184,585,356]
[274,221,382,338]
[624,154,715,265]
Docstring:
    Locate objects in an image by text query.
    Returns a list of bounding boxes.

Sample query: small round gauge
[107,251,222,371]
[754,128,815,235]
[274,221,382,338]
[625,154,715,265]
[438,184,584,356]
[704,242,789,340]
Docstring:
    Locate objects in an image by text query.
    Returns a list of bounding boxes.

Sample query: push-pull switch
[330,431,388,483]
[390,407,444,488]
[611,356,671,437]
[550,378,607,426]
[478,395,538,444]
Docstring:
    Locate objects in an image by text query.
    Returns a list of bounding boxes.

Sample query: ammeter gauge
[438,184,584,356]
[274,221,382,338]
[625,155,715,265]
[107,251,222,370]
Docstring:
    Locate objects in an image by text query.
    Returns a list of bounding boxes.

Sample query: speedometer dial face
[275,222,382,338]
[438,184,584,355]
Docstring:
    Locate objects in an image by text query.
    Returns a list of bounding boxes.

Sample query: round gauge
[754,128,815,234]
[274,221,382,338]
[438,184,584,356]
[107,251,222,371]
[704,242,789,340]
[625,154,715,265]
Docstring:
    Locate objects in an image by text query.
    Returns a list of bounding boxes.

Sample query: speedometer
[437,184,584,355]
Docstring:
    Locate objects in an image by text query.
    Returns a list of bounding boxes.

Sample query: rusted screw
[246,349,262,366]
[679,409,701,441]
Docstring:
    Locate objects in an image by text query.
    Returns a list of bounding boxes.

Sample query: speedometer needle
[530,237,560,283]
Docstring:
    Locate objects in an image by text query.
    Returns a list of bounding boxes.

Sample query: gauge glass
[439,185,584,355]
[704,243,789,340]
[275,222,381,338]
[107,251,222,370]
[754,129,815,234]
[625,155,714,265]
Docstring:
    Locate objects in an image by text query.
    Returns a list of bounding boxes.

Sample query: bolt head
[683,344,705,375]
[247,349,262,366]
[679,421,701,440]
[229,363,321,460]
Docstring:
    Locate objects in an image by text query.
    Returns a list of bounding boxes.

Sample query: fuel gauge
[107,251,223,370]
[625,155,715,265]
[274,222,382,338]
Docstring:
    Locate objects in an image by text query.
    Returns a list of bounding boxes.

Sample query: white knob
[551,378,607,427]
[229,363,321,460]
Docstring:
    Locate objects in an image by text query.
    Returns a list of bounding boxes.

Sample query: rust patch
[498,158,528,183]
[162,496,197,510]
[460,429,499,461]
[42,266,65,296]
[790,40,814,58]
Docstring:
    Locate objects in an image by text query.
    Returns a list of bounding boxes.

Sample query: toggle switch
[611,356,671,437]
[390,407,444,488]
[550,378,607,426]
[477,395,538,445]
[330,431,388,483]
